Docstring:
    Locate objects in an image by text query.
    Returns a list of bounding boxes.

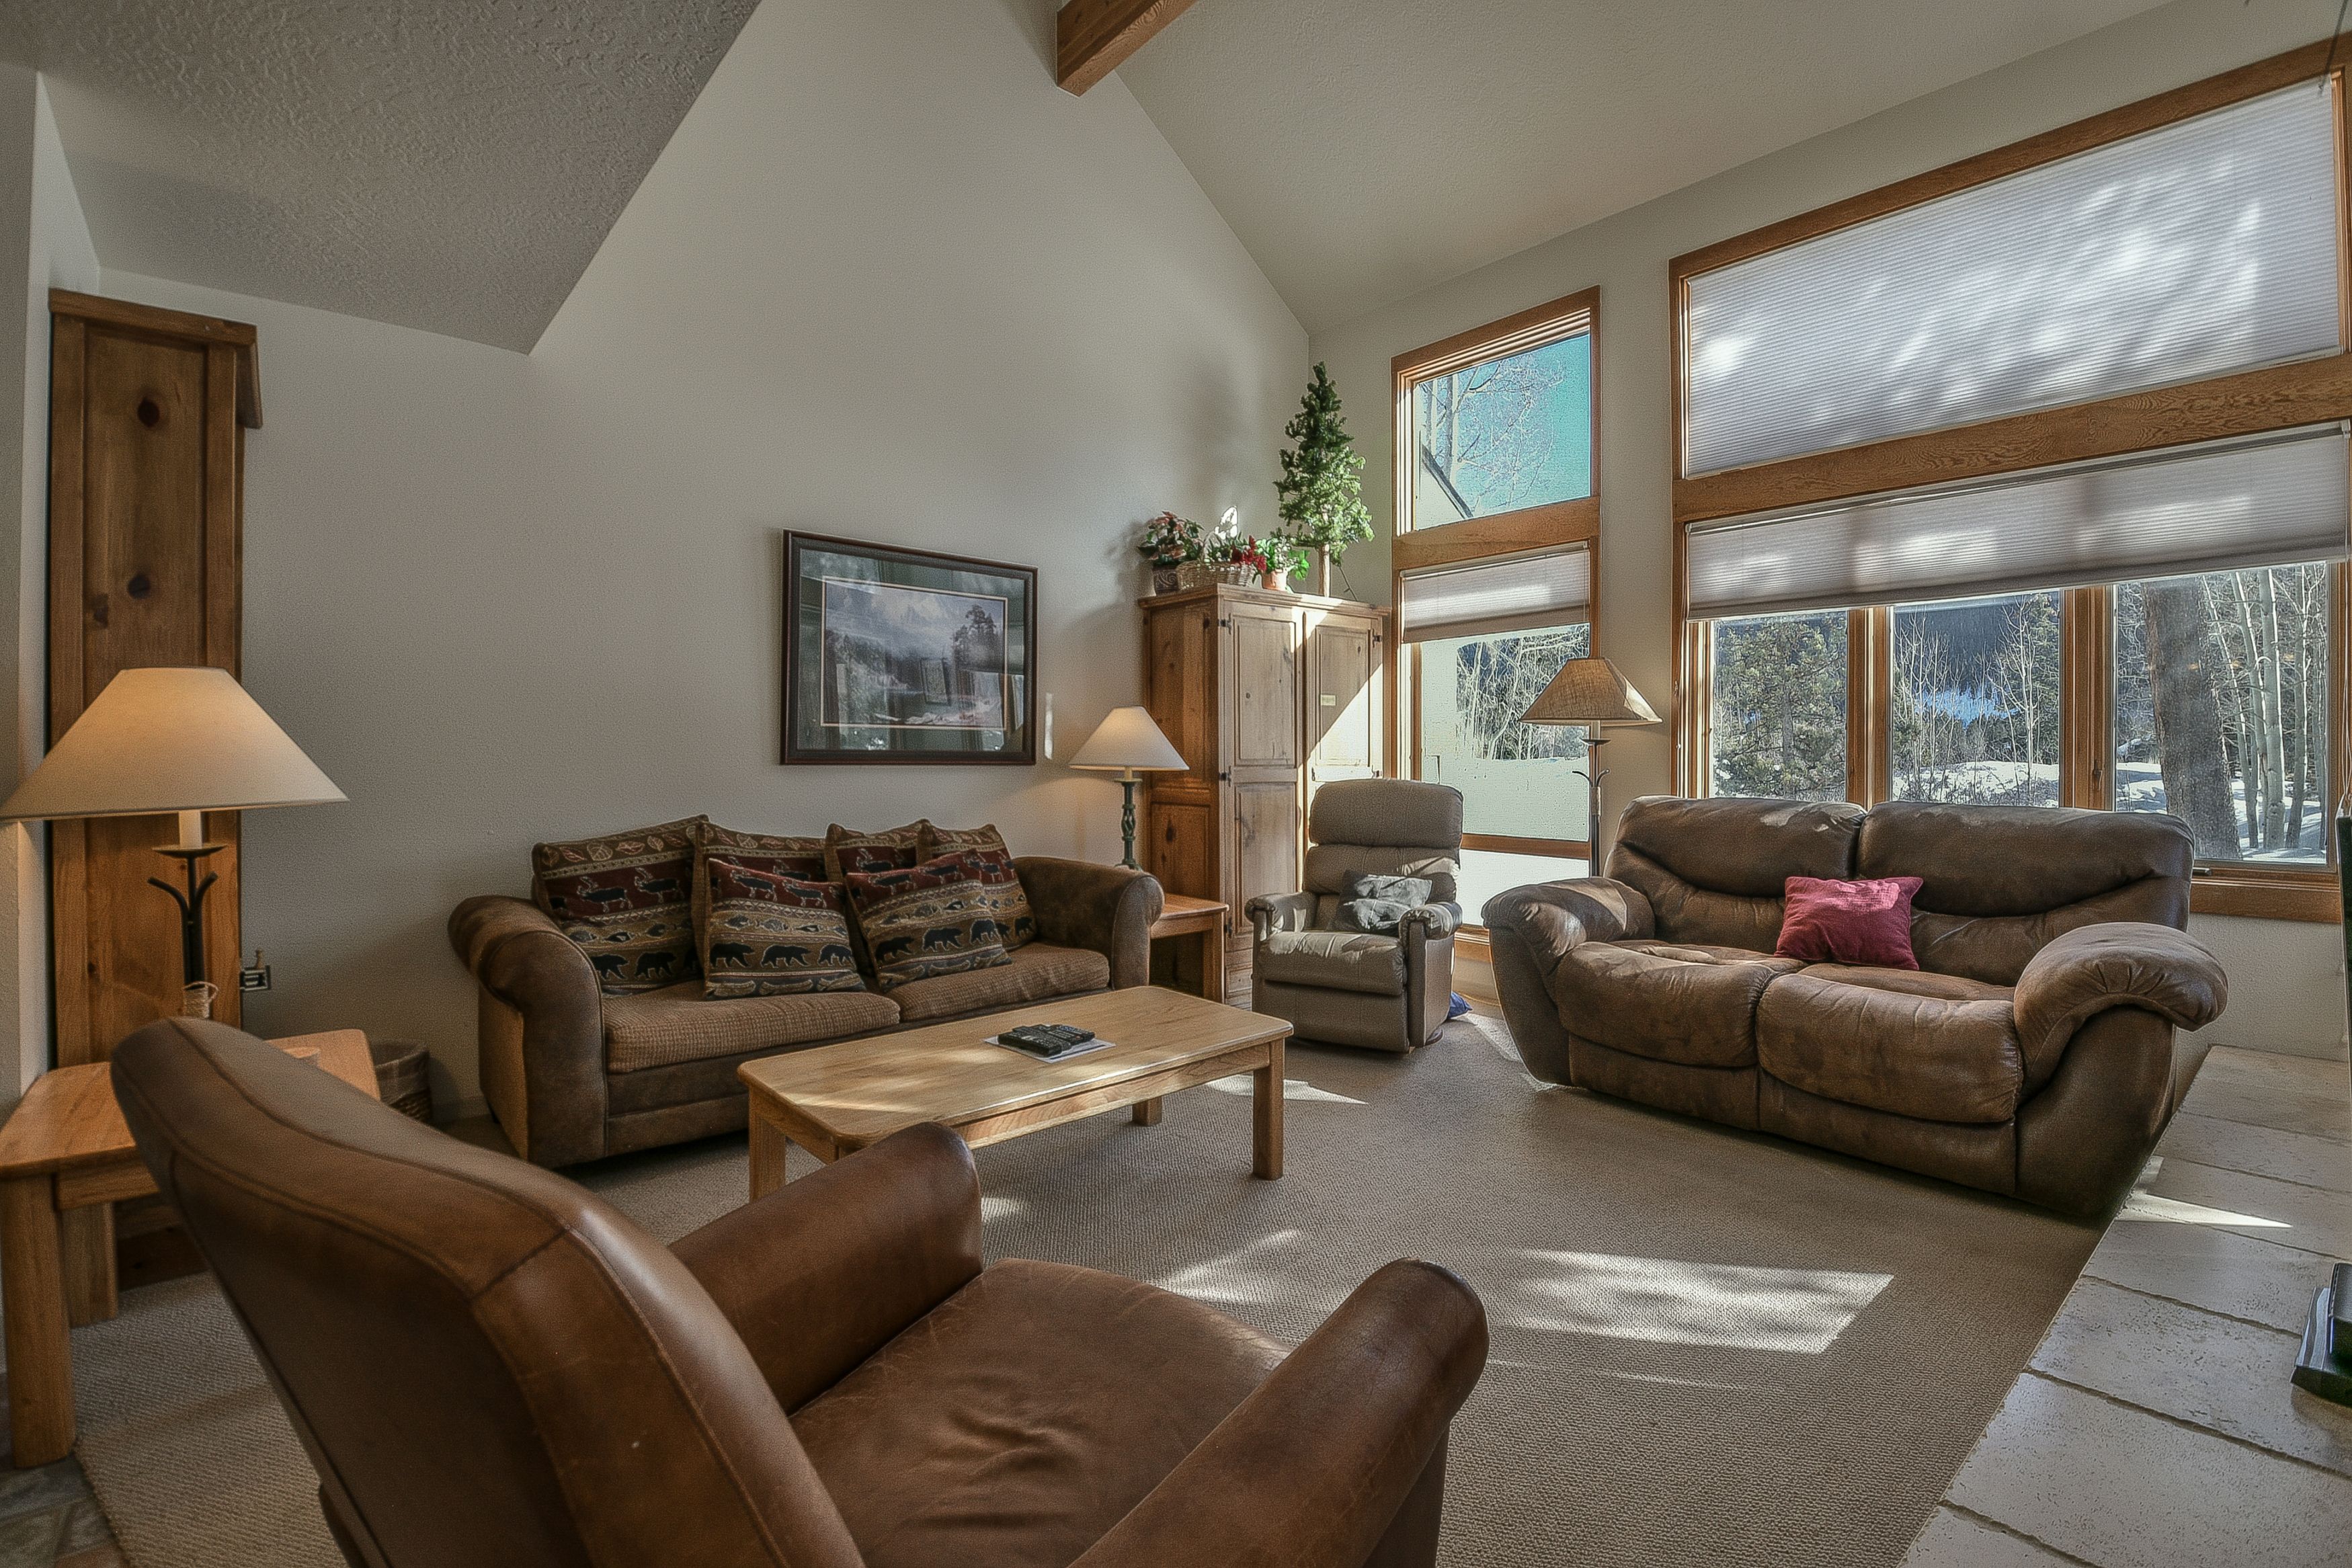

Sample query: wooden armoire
[46,290,260,1065]
[1138,584,1389,1000]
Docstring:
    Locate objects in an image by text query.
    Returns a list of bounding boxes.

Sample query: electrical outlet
[240,948,272,992]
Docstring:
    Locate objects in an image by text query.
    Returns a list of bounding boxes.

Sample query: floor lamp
[1,666,344,1012]
[1069,706,1186,870]
[1516,655,1660,874]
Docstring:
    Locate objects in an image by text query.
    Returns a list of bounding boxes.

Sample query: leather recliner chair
[1484,796,2228,1216]
[111,1018,1489,1568]
[1247,778,1465,1053]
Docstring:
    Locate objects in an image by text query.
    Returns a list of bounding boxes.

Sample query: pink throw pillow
[1774,875,1924,969]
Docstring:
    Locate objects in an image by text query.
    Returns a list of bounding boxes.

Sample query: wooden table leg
[61,1202,116,1326]
[1197,928,1221,1000]
[748,1110,788,1202]
[1132,1098,1162,1126]
[1,1175,75,1466]
[1252,1039,1284,1179]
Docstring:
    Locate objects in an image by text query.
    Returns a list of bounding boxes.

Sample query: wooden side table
[0,1030,378,1467]
[1149,894,1228,1000]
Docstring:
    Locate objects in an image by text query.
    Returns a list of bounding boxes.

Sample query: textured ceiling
[1119,0,2177,335]
[0,0,760,350]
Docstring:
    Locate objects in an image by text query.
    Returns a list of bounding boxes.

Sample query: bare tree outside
[1412,333,1591,523]
[1889,591,2061,807]
[2116,563,2330,864]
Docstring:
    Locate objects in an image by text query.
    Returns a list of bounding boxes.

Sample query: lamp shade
[1069,706,1186,773]
[1518,656,1661,728]
[1,666,344,823]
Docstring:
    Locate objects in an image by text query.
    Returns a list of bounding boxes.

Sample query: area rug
[62,1014,2098,1567]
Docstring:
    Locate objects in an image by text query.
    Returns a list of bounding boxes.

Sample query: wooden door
[1139,595,1219,900]
[48,292,258,1064]
[1305,611,1384,819]
[1222,600,1300,993]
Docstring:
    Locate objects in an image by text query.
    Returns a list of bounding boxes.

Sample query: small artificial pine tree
[1274,364,1372,573]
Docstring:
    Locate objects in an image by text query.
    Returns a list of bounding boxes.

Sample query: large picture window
[1672,42,2352,920]
[1393,290,1603,926]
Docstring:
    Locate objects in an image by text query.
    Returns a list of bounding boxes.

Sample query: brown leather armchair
[112,1018,1488,1568]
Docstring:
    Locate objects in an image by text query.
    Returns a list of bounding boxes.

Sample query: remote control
[1000,1023,1096,1058]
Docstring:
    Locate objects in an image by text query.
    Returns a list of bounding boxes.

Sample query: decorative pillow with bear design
[696,823,828,934]
[842,849,1012,991]
[532,816,706,993]
[823,821,930,882]
[699,856,865,997]
[920,823,1038,948]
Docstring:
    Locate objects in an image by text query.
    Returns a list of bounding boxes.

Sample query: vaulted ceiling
[1117,0,2177,333]
[0,0,758,351]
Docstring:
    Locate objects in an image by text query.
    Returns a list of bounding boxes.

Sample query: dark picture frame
[782,532,1038,765]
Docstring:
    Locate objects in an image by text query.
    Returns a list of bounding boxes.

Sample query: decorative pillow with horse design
[532,816,707,993]
[920,823,1038,948]
[842,849,1013,991]
[699,856,865,997]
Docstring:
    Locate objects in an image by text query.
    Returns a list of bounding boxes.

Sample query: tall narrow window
[1890,591,2062,807]
[1707,610,1849,800]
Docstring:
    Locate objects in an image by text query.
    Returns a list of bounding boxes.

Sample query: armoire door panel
[1307,619,1377,775]
[1144,798,1213,901]
[1146,602,1219,788]
[1227,606,1298,772]
[1232,779,1301,945]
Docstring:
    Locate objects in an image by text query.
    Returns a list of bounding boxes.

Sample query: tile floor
[1904,1046,2352,1567]
[0,1380,119,1567]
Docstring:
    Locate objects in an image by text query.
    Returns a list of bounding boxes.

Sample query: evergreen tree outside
[1275,364,1373,566]
[1709,611,1849,799]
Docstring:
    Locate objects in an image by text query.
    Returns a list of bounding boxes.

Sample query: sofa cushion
[889,941,1112,1024]
[604,983,899,1073]
[1757,969,2021,1124]
[920,824,1039,949]
[1552,940,1801,1068]
[844,851,1012,992]
[795,1258,1281,1568]
[1256,929,1406,996]
[698,858,865,998]
[532,816,706,993]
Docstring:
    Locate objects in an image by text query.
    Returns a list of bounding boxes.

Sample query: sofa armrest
[1014,857,1162,989]
[1479,877,1654,961]
[1071,1259,1486,1568]
[448,895,608,1166]
[2014,922,2228,1088]
[672,1123,983,1414]
[1246,891,1318,941]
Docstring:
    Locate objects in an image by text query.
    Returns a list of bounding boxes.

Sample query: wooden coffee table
[737,987,1287,1200]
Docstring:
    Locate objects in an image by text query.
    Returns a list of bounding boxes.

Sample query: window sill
[2190,871,2339,923]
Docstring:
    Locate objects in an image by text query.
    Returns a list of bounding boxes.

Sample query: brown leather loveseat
[1484,796,2228,1216]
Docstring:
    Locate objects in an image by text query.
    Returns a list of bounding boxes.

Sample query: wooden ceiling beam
[1056,0,1199,95]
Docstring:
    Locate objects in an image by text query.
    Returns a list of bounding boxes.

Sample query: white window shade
[1687,424,2350,619]
[1400,546,1591,642]
[1685,81,2343,478]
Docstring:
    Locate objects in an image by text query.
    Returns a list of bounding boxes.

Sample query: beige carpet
[64,1014,2098,1567]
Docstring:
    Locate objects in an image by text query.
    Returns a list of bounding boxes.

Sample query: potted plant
[1136,511,1203,594]
[1263,538,1310,593]
[1274,363,1373,596]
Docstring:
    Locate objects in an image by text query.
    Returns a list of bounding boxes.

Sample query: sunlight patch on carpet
[1501,1251,1893,1354]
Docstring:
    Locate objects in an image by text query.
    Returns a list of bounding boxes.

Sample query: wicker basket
[1176,561,1254,591]
[369,1037,433,1123]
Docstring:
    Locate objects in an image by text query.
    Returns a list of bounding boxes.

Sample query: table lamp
[1069,706,1186,869]
[1516,655,1660,872]
[0,666,345,997]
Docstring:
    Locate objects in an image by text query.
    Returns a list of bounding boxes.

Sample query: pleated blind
[1399,545,1592,642]
[1686,424,2351,619]
[1683,81,2343,478]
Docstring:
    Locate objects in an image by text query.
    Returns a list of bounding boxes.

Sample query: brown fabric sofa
[1484,796,2228,1216]
[113,1018,1489,1568]
[1247,779,1464,1053]
[452,856,1160,1167]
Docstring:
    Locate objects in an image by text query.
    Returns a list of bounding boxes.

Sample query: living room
[0,1,2347,1565]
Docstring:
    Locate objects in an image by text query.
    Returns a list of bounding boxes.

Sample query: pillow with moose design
[532,816,706,993]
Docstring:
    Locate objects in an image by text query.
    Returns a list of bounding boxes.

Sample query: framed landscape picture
[782,532,1037,765]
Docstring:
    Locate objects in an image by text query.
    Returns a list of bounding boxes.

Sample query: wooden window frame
[1391,288,1603,897]
[1670,38,2352,923]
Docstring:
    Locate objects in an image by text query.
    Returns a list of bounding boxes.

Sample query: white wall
[101,0,1305,1114]
[0,71,95,1108]
[1309,0,2350,1059]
